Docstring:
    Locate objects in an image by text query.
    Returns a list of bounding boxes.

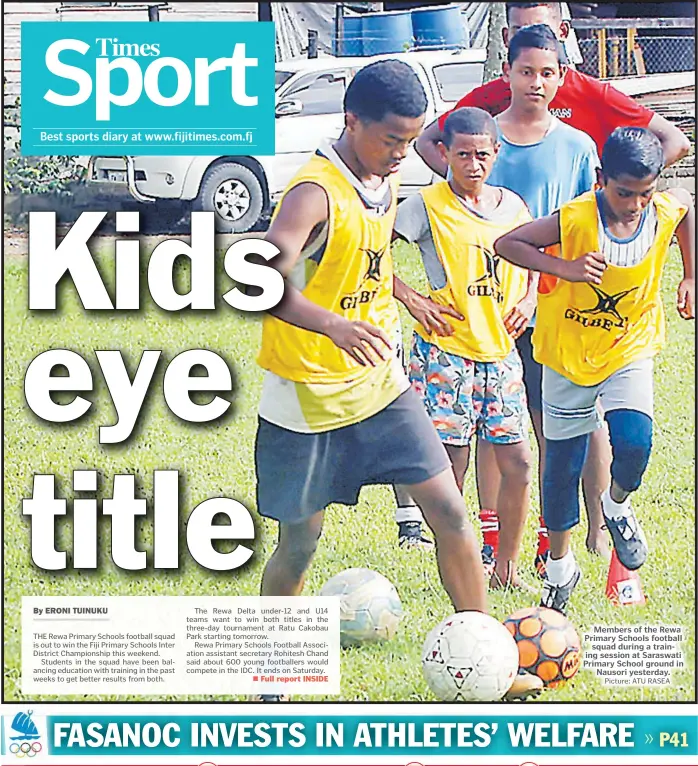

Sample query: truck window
[432,62,485,103]
[275,71,294,91]
[279,70,349,116]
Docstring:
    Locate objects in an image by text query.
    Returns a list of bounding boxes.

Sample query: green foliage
[4,152,86,195]
[3,239,695,702]
[3,95,85,195]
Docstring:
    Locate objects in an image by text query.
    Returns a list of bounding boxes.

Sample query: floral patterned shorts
[408,333,528,446]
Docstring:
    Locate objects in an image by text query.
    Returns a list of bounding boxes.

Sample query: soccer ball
[421,611,519,701]
[503,606,582,688]
[319,568,403,646]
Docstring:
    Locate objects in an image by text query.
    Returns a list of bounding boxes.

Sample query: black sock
[398,521,422,537]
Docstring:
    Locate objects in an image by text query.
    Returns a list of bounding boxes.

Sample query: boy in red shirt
[419,3,689,165]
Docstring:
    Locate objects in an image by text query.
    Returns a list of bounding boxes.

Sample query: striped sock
[537,515,550,556]
[479,509,499,556]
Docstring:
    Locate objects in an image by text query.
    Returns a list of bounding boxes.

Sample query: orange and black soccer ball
[503,606,582,688]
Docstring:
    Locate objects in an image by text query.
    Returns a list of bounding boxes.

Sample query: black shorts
[255,387,450,523]
[515,327,542,412]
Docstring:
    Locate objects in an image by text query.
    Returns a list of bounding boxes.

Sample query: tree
[483,2,507,84]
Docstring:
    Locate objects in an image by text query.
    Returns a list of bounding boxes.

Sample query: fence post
[626,28,635,74]
[258,2,272,22]
[308,29,318,58]
[632,41,646,75]
[334,5,344,57]
[597,27,607,78]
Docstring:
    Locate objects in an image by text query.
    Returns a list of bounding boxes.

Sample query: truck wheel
[193,162,264,233]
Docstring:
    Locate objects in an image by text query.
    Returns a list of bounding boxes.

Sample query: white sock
[546,549,576,585]
[395,505,424,524]
[602,488,631,520]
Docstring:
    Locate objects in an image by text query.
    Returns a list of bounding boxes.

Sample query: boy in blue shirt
[477,25,606,586]
[487,25,598,217]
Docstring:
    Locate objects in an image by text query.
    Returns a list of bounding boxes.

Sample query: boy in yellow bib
[255,61,544,692]
[393,107,534,591]
[496,127,694,613]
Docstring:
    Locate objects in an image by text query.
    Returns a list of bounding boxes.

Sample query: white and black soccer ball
[422,611,519,701]
[320,568,403,646]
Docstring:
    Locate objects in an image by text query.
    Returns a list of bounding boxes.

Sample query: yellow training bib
[533,190,688,385]
[258,154,400,384]
[419,181,530,361]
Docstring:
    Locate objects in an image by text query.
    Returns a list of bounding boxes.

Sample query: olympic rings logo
[9,742,42,758]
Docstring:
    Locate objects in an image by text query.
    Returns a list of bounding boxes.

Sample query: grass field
[3,235,695,702]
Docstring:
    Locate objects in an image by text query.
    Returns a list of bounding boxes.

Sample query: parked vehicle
[87,49,486,232]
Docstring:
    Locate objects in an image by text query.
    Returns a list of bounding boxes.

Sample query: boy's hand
[404,292,463,337]
[677,278,695,319]
[504,296,536,339]
[325,317,392,366]
[562,252,607,284]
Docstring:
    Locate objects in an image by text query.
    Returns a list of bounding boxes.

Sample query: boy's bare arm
[393,275,463,337]
[264,183,328,277]
[265,183,391,366]
[671,187,695,320]
[495,213,607,284]
[503,270,539,339]
[414,117,449,178]
[647,113,691,168]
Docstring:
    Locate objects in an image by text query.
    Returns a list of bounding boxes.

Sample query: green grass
[3,238,695,702]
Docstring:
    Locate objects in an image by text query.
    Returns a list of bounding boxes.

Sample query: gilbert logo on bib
[339,246,387,311]
[565,284,638,331]
[468,246,504,304]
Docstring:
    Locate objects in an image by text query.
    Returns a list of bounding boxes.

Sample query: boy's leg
[393,484,434,550]
[529,407,549,576]
[352,376,487,612]
[407,464,543,699]
[491,441,533,589]
[479,349,533,589]
[515,329,550,576]
[475,438,500,574]
[525,354,613,568]
[475,329,542,575]
[261,512,325,596]
[598,359,654,570]
[540,366,602,613]
[538,385,614,565]
[541,433,588,613]
[445,444,471,493]
[446,406,541,696]
[392,321,431,548]
[581,424,612,558]
[448,447,501,583]
[406,468,487,612]
[405,332,475,548]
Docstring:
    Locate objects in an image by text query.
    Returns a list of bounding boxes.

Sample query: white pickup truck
[87,49,485,232]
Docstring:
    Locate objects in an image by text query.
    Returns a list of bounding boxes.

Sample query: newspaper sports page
[2,2,696,765]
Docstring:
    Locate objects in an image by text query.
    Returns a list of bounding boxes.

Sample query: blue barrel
[361,10,414,56]
[338,15,364,56]
[412,4,468,50]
